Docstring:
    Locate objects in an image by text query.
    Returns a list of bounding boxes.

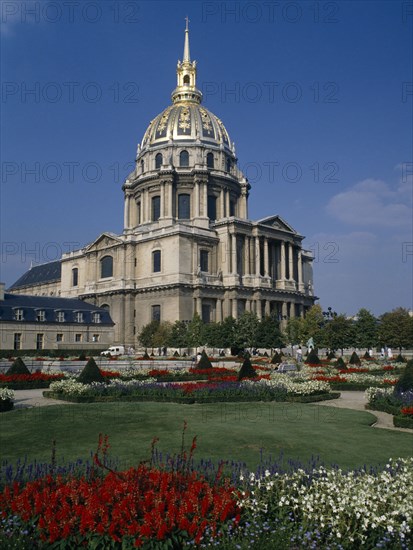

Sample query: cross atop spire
[183,16,190,62]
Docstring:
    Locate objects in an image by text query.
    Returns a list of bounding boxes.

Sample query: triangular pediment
[85,232,123,252]
[256,215,297,234]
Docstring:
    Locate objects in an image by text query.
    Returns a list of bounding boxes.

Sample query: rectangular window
[14,333,22,350]
[36,310,46,322]
[200,250,209,272]
[178,193,190,219]
[202,304,211,324]
[56,334,64,343]
[36,334,44,350]
[92,334,100,342]
[207,195,217,221]
[92,312,101,323]
[57,311,65,322]
[14,309,24,321]
[75,312,83,323]
[152,196,161,221]
[72,268,78,287]
[75,334,82,343]
[229,201,236,217]
[153,250,161,272]
[152,305,161,322]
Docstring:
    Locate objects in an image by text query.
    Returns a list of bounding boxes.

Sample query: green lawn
[1,402,412,471]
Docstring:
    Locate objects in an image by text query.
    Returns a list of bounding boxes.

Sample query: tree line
[138,306,413,353]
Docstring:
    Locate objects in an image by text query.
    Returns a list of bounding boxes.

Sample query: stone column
[216,299,222,322]
[281,301,288,319]
[256,299,262,319]
[145,188,150,222]
[245,299,251,311]
[280,241,286,279]
[232,298,238,319]
[225,189,230,217]
[289,243,294,280]
[264,238,269,277]
[232,234,237,274]
[299,303,304,317]
[220,189,225,219]
[290,302,296,318]
[202,182,208,217]
[244,236,250,275]
[168,182,174,219]
[160,183,165,218]
[223,295,231,318]
[196,297,202,315]
[255,236,261,276]
[298,250,303,289]
[194,181,200,217]
[265,300,270,316]
[124,196,130,229]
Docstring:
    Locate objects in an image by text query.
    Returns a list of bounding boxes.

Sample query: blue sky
[1,0,412,316]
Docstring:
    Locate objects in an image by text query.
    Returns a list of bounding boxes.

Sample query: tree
[323,315,354,354]
[236,312,260,348]
[378,308,413,351]
[353,309,378,348]
[152,321,173,348]
[203,323,222,348]
[256,315,285,349]
[138,320,160,349]
[300,305,325,347]
[187,314,205,349]
[217,317,237,348]
[168,321,189,350]
[284,317,303,346]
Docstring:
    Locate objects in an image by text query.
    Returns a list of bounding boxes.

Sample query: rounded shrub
[238,356,257,380]
[349,351,361,366]
[77,357,105,385]
[197,350,213,369]
[6,357,31,375]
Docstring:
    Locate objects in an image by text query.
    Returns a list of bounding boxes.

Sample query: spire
[183,16,190,62]
[171,19,202,105]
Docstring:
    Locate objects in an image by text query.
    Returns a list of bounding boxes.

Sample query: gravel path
[315,390,412,433]
[11,389,412,434]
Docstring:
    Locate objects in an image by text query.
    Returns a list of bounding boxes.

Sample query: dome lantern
[171,17,203,105]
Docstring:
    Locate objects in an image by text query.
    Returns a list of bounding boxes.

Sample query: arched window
[155,153,163,170]
[152,196,160,221]
[183,75,190,85]
[100,304,110,314]
[179,150,189,167]
[100,256,113,278]
[207,152,214,169]
[153,250,161,272]
[72,268,78,287]
[178,194,190,219]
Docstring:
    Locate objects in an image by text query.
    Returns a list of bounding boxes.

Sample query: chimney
[0,282,5,301]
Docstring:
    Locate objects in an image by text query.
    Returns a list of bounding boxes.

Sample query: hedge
[0,400,14,412]
[365,402,401,416]
[393,415,413,429]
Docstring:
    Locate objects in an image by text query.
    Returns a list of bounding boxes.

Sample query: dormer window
[14,309,24,321]
[56,311,65,323]
[92,312,101,324]
[36,310,46,322]
[75,312,84,323]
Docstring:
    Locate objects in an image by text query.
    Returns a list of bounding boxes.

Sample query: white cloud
[326,177,412,227]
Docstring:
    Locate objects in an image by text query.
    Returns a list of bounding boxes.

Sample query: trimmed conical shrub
[78,351,87,361]
[77,357,105,384]
[219,350,226,357]
[6,357,31,375]
[173,350,180,357]
[197,350,213,369]
[142,351,150,360]
[238,356,257,380]
[327,351,336,360]
[395,354,407,363]
[395,359,413,393]
[363,351,370,359]
[335,356,347,369]
[305,349,321,365]
[271,352,282,364]
[349,351,361,366]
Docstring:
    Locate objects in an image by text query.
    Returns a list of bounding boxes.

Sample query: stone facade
[8,24,316,346]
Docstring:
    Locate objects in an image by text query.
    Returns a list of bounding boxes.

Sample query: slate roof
[9,261,62,289]
[0,294,114,326]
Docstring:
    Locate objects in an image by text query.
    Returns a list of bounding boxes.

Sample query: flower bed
[0,433,412,549]
[365,387,413,429]
[0,372,65,390]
